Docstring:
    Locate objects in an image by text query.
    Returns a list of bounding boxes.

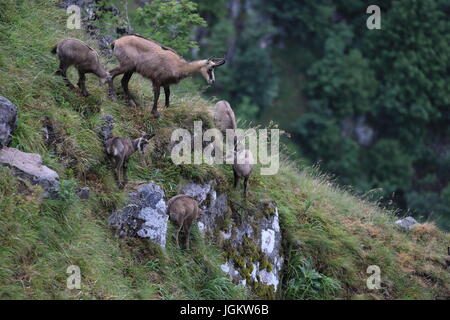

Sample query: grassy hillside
[0,0,449,300]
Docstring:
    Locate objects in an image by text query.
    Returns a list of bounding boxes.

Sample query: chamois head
[200,58,226,85]
[99,72,112,86]
[133,133,155,154]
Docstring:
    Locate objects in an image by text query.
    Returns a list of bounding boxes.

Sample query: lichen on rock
[108,183,169,247]
[181,181,284,297]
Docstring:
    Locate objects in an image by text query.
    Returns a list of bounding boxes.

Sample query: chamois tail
[51,45,57,55]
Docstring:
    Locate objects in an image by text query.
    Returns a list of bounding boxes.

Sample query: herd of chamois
[52,35,253,249]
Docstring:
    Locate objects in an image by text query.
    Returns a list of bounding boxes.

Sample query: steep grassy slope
[0,0,448,300]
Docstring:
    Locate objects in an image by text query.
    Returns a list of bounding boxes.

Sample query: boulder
[0,96,18,148]
[108,183,168,247]
[395,216,419,231]
[75,186,90,200]
[0,147,59,198]
[181,182,284,296]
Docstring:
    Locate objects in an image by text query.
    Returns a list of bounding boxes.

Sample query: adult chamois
[51,38,111,97]
[109,35,225,118]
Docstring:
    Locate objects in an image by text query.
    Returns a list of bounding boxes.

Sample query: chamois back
[214,100,237,133]
[112,35,185,84]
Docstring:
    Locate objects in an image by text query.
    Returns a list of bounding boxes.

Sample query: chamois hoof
[152,111,161,119]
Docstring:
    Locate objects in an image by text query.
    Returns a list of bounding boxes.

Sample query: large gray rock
[395,216,419,231]
[0,96,18,148]
[108,183,169,247]
[0,147,59,198]
[182,182,284,296]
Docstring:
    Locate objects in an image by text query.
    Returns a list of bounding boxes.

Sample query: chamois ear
[209,58,226,67]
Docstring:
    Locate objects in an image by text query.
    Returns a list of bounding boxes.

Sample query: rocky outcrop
[181,182,284,297]
[0,96,18,148]
[108,183,169,247]
[107,180,284,296]
[0,147,59,198]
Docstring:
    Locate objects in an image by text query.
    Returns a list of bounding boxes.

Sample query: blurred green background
[97,0,450,230]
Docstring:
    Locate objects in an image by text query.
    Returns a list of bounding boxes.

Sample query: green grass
[0,0,449,300]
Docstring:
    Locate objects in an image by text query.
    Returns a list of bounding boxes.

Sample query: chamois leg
[56,62,75,89]
[151,84,161,118]
[184,224,192,250]
[77,70,89,97]
[233,169,239,189]
[121,71,139,107]
[108,65,129,101]
[164,86,170,108]
[117,156,125,189]
[244,177,249,198]
[175,221,184,249]
[110,157,119,182]
[123,159,129,185]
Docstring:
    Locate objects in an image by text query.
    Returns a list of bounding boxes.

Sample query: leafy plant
[134,0,206,55]
[285,255,341,300]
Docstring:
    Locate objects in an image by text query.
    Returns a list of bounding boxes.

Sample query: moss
[253,282,275,300]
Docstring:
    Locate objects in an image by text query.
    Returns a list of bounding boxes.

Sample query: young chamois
[167,195,203,249]
[214,100,237,133]
[105,134,155,189]
[109,35,226,118]
[214,100,237,162]
[51,38,112,97]
[233,149,254,198]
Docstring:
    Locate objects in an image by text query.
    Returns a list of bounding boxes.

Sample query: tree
[134,0,206,55]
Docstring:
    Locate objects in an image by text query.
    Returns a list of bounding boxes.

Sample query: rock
[108,183,168,247]
[0,96,18,148]
[181,182,284,295]
[0,147,59,198]
[98,115,114,144]
[75,186,90,200]
[395,216,419,231]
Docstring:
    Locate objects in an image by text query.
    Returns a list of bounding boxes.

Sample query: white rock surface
[0,147,59,198]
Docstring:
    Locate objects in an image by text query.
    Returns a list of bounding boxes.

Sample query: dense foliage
[191,0,450,229]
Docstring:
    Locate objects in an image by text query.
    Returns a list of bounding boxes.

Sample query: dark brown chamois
[105,134,154,189]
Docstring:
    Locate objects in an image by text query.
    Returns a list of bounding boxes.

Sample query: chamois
[214,100,237,162]
[105,134,154,189]
[167,195,203,249]
[109,35,225,118]
[51,38,112,97]
[233,149,254,198]
[214,100,237,133]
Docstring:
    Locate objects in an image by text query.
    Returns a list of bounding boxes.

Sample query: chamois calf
[214,100,237,162]
[167,195,203,249]
[214,100,237,133]
[105,134,154,189]
[52,38,112,97]
[233,149,254,198]
[109,35,225,118]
